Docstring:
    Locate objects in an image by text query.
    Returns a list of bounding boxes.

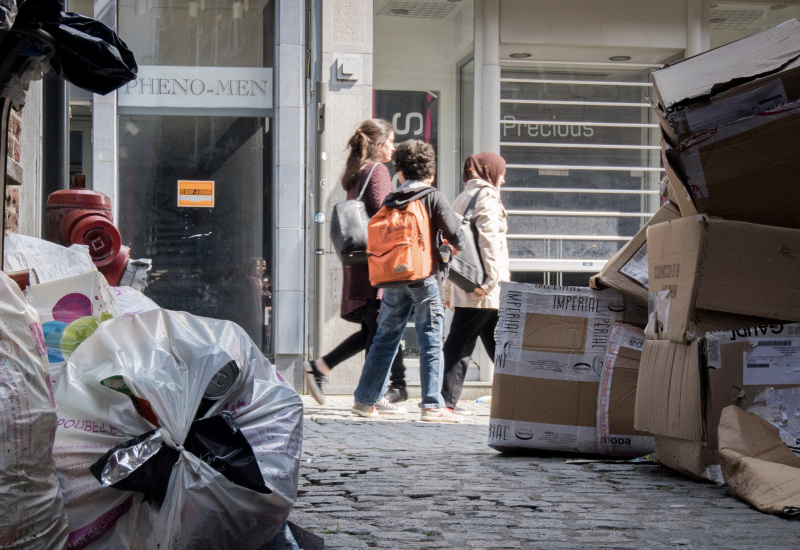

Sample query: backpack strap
[462,188,483,222]
[356,163,380,201]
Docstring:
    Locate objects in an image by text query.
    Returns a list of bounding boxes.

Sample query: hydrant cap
[46,189,112,211]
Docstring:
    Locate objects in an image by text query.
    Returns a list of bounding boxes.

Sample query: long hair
[341,119,394,192]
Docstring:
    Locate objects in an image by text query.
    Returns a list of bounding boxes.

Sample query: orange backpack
[367,199,433,287]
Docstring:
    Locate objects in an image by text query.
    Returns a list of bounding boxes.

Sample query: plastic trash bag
[25,270,121,383]
[14,0,137,95]
[0,271,69,549]
[110,285,160,316]
[4,234,96,283]
[53,309,303,549]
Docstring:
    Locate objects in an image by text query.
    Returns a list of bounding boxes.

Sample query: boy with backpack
[352,139,465,422]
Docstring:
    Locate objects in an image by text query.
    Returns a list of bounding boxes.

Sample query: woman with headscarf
[441,152,510,414]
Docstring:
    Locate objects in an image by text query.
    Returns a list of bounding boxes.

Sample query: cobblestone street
[290,396,799,549]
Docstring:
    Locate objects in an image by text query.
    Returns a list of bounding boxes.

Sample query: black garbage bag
[89,411,271,506]
[13,0,137,95]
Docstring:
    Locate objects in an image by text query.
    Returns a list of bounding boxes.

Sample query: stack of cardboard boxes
[594,19,800,496]
[489,19,800,514]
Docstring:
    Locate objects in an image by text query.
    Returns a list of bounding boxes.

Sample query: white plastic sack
[54,309,303,549]
[4,235,96,282]
[25,271,121,384]
[109,286,160,316]
[0,272,69,549]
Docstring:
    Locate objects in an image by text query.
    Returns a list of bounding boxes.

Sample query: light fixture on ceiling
[509,52,531,59]
[770,5,788,10]
[609,55,631,62]
[446,0,463,2]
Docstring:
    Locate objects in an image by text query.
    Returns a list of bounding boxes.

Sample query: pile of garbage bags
[0,237,304,549]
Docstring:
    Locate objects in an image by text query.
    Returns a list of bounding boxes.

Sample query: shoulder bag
[448,189,485,292]
[330,163,379,266]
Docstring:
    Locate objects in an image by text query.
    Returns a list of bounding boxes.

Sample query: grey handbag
[330,163,379,266]
[448,189,485,292]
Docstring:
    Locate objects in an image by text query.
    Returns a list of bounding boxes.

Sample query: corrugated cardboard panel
[668,103,800,230]
[522,313,587,353]
[647,217,704,342]
[650,18,800,111]
[590,202,681,305]
[695,220,800,321]
[491,373,598,427]
[653,435,720,482]
[634,339,703,441]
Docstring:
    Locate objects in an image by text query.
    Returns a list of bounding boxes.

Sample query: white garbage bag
[53,309,303,549]
[0,272,69,549]
[4,234,96,282]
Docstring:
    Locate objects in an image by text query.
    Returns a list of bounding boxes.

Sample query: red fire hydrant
[45,189,130,286]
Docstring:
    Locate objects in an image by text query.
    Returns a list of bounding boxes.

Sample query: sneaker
[420,408,461,423]
[385,385,408,403]
[351,402,380,418]
[374,398,407,415]
[452,406,473,416]
[303,361,326,405]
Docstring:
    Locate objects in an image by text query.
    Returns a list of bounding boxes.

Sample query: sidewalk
[290,395,798,549]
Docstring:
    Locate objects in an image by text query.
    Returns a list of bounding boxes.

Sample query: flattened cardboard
[718,406,800,516]
[590,202,681,305]
[490,283,648,454]
[634,339,704,441]
[596,324,654,457]
[651,19,800,113]
[647,216,800,342]
[664,101,800,230]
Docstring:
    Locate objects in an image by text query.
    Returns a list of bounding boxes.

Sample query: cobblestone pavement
[290,395,798,550]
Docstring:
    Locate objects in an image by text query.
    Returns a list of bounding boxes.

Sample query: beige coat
[444,178,510,309]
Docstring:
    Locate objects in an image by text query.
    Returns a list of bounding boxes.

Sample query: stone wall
[4,107,22,238]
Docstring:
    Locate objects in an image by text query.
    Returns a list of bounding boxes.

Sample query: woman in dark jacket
[304,119,407,409]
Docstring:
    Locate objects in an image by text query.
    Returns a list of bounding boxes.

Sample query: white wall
[372,3,474,199]
[499,0,687,64]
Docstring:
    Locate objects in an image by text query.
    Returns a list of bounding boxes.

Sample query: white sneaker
[351,402,379,418]
[374,398,407,415]
[420,408,461,423]
[452,406,473,416]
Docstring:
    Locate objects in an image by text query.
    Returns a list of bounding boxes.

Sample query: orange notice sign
[178,180,214,208]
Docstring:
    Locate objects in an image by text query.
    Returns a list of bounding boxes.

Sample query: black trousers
[441,307,498,409]
[323,298,406,387]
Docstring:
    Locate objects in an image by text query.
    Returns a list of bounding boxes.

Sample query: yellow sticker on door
[178,180,214,208]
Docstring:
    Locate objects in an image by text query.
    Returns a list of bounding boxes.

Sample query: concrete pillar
[686,0,710,57]
[479,0,500,153]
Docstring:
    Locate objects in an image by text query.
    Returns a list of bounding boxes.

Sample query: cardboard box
[663,100,800,230]
[590,202,681,305]
[489,283,647,454]
[705,324,800,450]
[651,18,800,144]
[596,324,654,457]
[636,325,800,481]
[646,216,800,342]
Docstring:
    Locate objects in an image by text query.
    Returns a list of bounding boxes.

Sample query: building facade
[9,0,800,395]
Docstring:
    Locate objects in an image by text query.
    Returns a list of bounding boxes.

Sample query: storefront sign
[178,180,215,208]
[119,66,273,116]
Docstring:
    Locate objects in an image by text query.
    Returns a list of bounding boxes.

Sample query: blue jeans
[354,276,445,409]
